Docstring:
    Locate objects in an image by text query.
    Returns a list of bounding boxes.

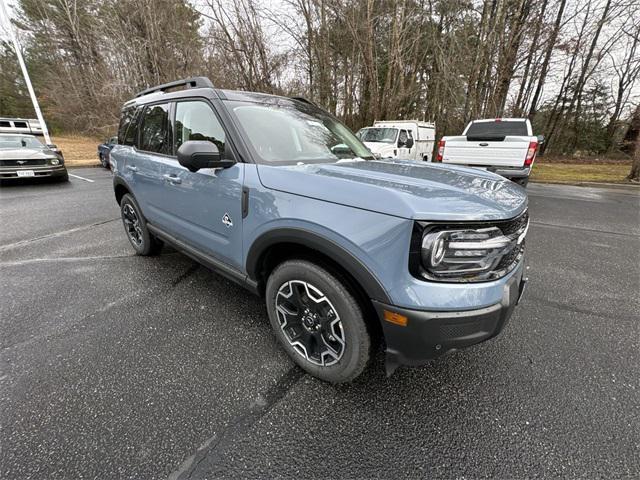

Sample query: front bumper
[0,165,67,179]
[374,268,527,374]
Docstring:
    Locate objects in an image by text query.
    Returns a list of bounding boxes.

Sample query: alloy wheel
[275,280,346,366]
[122,203,143,247]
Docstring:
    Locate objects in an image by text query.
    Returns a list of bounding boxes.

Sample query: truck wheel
[100,153,109,168]
[266,259,371,383]
[120,194,162,255]
[423,154,430,162]
[514,178,529,188]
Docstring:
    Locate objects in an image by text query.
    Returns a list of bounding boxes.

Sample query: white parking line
[68,173,95,183]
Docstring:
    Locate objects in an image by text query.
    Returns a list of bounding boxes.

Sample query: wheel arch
[246,228,391,306]
[113,176,132,205]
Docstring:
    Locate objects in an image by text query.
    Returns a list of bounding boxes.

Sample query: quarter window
[175,101,225,156]
[139,103,172,154]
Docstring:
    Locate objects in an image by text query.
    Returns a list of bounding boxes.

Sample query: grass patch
[52,134,101,167]
[530,163,632,184]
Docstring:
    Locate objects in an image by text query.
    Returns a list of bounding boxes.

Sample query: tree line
[1,0,639,170]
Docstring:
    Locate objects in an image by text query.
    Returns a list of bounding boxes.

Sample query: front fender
[245,226,392,304]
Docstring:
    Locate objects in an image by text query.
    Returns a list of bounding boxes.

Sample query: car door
[127,102,174,226]
[152,99,245,270]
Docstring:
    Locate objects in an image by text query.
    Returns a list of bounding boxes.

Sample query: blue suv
[111,77,528,383]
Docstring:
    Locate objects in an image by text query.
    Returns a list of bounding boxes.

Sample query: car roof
[123,86,303,110]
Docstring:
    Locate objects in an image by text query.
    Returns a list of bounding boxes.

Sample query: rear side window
[14,121,27,128]
[466,121,528,137]
[0,121,10,127]
[175,101,226,157]
[139,103,172,154]
[118,107,141,146]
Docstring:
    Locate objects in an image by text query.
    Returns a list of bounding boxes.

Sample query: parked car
[0,117,43,136]
[111,77,528,383]
[0,134,68,182]
[98,136,118,168]
[436,118,542,187]
[356,120,436,161]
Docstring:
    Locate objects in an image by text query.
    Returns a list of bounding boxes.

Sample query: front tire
[120,194,162,255]
[266,259,371,383]
[100,153,109,169]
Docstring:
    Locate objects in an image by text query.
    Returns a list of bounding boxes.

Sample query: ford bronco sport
[111,77,528,383]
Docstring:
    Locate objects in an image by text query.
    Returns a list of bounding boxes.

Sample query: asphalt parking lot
[1,168,639,479]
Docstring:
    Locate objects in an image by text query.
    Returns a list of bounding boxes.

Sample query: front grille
[0,159,47,167]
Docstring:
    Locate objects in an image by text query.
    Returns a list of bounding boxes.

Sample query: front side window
[398,129,408,146]
[228,100,373,164]
[175,101,226,157]
[139,103,171,154]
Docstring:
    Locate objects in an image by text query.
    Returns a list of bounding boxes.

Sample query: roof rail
[134,77,214,98]
[290,96,316,106]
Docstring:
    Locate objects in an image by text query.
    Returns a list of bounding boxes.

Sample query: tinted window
[139,103,171,154]
[175,101,225,156]
[466,121,528,136]
[0,121,10,127]
[118,107,138,145]
[14,121,27,128]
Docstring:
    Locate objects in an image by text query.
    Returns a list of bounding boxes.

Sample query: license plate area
[17,170,35,177]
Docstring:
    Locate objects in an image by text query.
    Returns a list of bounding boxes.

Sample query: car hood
[363,142,394,155]
[0,148,55,160]
[256,159,528,221]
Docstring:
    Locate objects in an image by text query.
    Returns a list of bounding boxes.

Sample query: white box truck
[356,120,436,162]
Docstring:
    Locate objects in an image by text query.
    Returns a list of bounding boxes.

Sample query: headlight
[50,158,60,165]
[411,211,528,282]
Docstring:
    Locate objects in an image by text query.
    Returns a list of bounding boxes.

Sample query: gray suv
[111,77,528,383]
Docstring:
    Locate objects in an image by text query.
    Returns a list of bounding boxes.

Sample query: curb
[531,180,640,191]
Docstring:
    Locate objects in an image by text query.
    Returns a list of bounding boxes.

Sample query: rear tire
[120,193,162,255]
[265,259,371,383]
[513,177,529,188]
[100,153,109,169]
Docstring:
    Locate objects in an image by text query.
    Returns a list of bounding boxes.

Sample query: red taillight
[525,141,538,166]
[436,140,445,162]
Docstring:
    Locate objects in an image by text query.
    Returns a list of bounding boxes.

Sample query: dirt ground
[53,135,102,167]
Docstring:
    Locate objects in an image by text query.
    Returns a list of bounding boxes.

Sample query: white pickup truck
[356,120,436,162]
[436,118,542,187]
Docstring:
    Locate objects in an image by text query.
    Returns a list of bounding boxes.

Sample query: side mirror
[536,135,545,145]
[405,137,414,149]
[177,141,234,172]
[47,144,58,149]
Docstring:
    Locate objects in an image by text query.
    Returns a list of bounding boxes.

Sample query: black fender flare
[245,228,391,304]
[113,175,133,204]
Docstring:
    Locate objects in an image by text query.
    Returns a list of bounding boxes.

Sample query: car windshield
[357,127,398,144]
[466,121,528,136]
[0,136,44,149]
[227,100,374,164]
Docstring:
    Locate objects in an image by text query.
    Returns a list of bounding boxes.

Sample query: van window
[139,103,172,154]
[14,121,27,128]
[466,121,528,137]
[175,101,225,156]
